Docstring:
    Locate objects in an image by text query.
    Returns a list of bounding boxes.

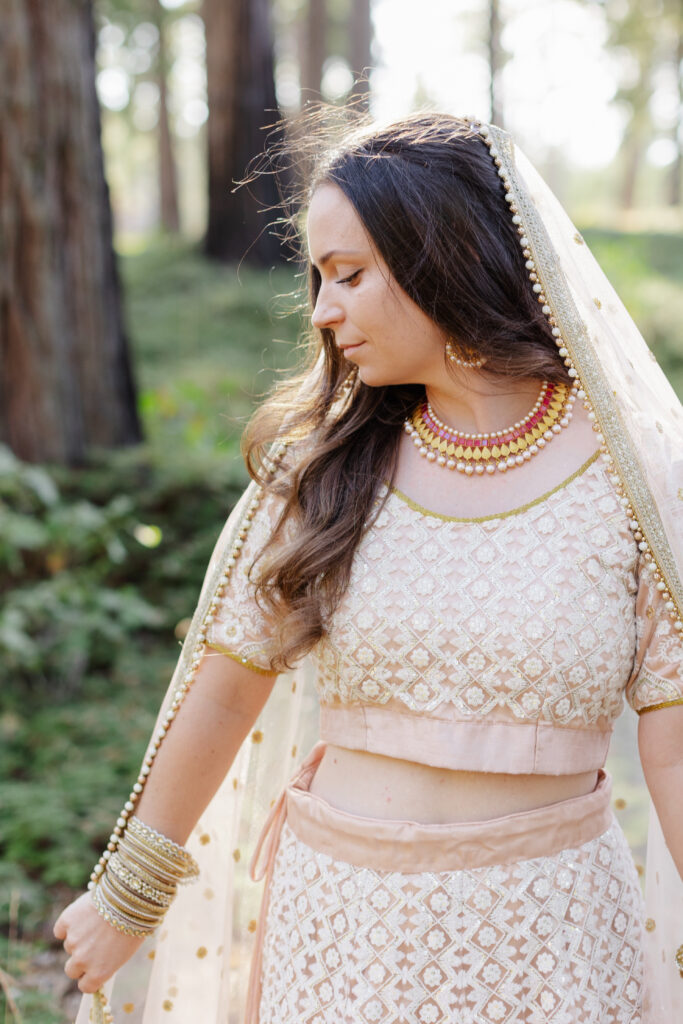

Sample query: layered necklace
[404,380,577,475]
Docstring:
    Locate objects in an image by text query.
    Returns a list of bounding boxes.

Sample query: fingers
[64,956,104,995]
[78,974,104,995]
[64,955,84,981]
[53,914,67,940]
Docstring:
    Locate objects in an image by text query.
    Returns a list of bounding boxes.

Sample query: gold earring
[445,338,486,369]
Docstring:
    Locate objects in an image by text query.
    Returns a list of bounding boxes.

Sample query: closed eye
[337,269,362,285]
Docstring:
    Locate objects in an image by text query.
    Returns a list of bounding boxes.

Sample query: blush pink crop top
[205,449,683,775]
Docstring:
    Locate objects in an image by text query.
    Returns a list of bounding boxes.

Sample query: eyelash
[336,269,361,285]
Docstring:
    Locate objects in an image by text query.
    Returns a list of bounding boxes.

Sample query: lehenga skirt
[248,745,645,1024]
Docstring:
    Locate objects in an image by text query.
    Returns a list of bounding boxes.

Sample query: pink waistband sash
[245,742,327,1024]
[245,743,613,1022]
[285,766,613,873]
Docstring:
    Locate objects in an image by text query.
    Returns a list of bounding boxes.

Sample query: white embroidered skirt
[251,748,644,1024]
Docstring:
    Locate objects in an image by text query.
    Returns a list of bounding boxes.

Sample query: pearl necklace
[404,380,577,475]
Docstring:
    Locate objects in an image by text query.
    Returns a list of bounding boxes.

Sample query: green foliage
[0,933,67,1024]
[121,240,304,460]
[583,228,683,392]
[0,445,165,699]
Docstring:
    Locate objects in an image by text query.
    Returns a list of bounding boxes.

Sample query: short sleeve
[625,557,683,714]
[203,482,288,675]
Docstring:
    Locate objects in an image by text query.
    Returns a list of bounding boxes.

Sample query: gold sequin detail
[232,778,238,790]
[233,849,241,862]
[147,951,156,961]
[593,297,602,308]
[252,729,264,743]
[199,833,210,845]
[645,918,656,932]
[636,863,644,876]
[196,946,208,958]
[123,1005,135,1014]
[248,918,258,933]
[646,605,655,619]
[614,798,627,810]
[162,1001,173,1011]
[573,232,584,244]
[292,745,297,758]
[204,888,215,900]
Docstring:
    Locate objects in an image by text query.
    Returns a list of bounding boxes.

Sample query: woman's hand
[53,891,146,994]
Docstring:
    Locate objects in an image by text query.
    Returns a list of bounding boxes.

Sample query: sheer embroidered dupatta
[75,473,320,1023]
[481,122,683,1021]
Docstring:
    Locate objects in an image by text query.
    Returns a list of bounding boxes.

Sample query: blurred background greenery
[2,0,683,1019]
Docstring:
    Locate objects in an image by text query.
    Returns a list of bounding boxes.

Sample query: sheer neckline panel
[386,449,601,523]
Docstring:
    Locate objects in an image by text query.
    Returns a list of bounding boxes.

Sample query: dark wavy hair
[242,109,568,671]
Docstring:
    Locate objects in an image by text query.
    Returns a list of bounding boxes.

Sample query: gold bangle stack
[90,816,199,937]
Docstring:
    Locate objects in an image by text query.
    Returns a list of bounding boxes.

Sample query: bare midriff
[308,745,599,824]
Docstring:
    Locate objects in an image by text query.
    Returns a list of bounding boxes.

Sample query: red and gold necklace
[404,380,577,475]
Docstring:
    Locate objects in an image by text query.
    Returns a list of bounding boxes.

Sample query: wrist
[90,815,199,938]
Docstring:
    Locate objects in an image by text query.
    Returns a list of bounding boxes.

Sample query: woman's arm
[53,650,277,993]
[638,704,683,880]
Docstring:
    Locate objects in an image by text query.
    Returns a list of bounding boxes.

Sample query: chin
[355,365,407,388]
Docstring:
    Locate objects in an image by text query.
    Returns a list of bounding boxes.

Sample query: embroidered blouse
[205,449,683,775]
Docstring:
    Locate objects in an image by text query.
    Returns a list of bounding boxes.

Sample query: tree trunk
[668,24,682,206]
[619,130,643,209]
[619,96,651,209]
[300,0,327,100]
[349,0,372,106]
[488,0,504,127]
[0,0,141,465]
[203,0,284,264]
[155,2,180,233]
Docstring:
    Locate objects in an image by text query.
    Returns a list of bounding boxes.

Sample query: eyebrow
[311,248,363,269]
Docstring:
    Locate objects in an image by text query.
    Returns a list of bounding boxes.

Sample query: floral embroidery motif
[208,452,683,722]
[259,823,643,1023]
[313,459,683,721]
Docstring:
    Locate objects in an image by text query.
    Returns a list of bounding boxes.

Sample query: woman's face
[306,183,449,388]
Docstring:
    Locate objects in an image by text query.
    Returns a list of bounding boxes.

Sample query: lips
[338,341,365,355]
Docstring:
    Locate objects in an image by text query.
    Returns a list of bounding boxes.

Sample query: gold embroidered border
[638,697,683,715]
[389,450,599,524]
[489,124,683,623]
[204,640,277,676]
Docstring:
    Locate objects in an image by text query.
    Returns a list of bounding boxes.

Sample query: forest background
[1,0,683,1020]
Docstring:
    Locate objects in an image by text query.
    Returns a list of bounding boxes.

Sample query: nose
[311,283,344,331]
